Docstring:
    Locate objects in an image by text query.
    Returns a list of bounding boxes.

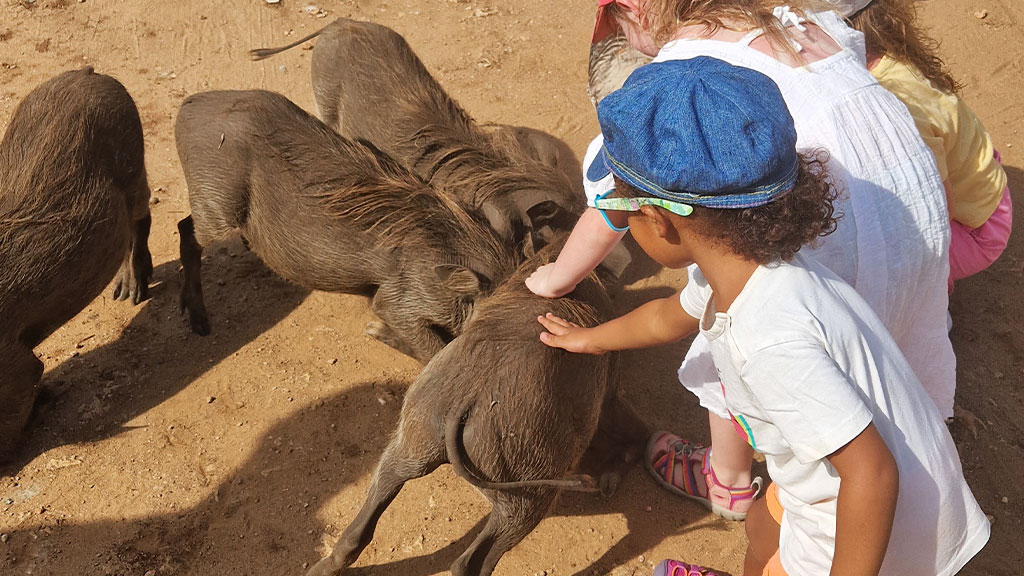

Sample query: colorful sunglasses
[594,196,694,217]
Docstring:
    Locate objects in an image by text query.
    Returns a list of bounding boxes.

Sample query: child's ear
[638,204,673,239]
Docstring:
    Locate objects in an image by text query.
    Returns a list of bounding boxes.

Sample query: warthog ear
[516,193,580,234]
[436,264,483,295]
[481,201,516,242]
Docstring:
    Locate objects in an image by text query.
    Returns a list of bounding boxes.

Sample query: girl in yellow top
[838,0,1012,292]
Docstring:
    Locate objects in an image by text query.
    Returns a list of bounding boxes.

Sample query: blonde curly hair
[849,0,960,94]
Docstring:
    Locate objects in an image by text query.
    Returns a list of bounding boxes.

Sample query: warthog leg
[449,488,559,576]
[582,394,650,497]
[307,426,446,576]
[178,216,211,336]
[112,212,153,304]
[0,341,44,462]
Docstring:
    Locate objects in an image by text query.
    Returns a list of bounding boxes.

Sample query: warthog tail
[444,408,599,492]
[250,25,328,61]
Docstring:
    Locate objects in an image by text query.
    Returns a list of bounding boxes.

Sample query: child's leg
[745,483,784,576]
[526,206,627,298]
[646,336,761,520]
[708,411,755,486]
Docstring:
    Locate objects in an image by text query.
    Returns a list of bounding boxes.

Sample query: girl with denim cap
[527,0,957,523]
[538,56,988,576]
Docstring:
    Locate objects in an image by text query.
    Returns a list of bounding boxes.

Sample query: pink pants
[948,151,1013,292]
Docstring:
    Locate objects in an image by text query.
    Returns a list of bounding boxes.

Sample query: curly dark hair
[849,0,960,94]
[615,150,841,265]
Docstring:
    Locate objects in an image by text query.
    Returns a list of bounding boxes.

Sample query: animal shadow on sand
[4,239,310,470]
[2,381,403,575]
[4,283,742,576]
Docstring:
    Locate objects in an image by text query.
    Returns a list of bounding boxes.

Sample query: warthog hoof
[111,255,152,305]
[305,554,343,576]
[188,311,211,336]
[599,471,620,497]
[179,296,211,336]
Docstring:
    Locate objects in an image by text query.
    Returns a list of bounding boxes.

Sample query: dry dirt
[1,0,1022,575]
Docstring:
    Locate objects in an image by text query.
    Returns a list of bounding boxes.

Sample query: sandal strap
[700,447,763,507]
[654,438,704,499]
[665,560,720,576]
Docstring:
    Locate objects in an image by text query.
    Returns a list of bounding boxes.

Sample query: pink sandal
[653,559,722,576]
[645,431,762,521]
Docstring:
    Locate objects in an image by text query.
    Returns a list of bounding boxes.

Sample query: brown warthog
[306,239,647,576]
[0,67,153,461]
[587,34,651,107]
[250,18,630,274]
[174,89,518,363]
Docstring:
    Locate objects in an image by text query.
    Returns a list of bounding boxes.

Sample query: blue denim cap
[587,56,799,209]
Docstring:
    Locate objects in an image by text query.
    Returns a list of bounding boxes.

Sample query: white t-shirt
[680,254,989,576]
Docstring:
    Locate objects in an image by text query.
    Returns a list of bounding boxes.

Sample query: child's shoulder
[731,254,873,344]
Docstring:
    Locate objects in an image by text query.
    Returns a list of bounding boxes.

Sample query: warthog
[306,239,648,576]
[250,18,635,279]
[587,34,651,107]
[174,89,517,363]
[0,67,152,461]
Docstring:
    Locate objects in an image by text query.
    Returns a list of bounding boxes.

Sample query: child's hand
[526,264,575,299]
[537,313,604,354]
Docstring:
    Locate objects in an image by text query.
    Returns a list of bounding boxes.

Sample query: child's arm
[526,207,627,298]
[827,423,900,576]
[536,290,698,354]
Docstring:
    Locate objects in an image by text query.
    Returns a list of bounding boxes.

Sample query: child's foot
[645,431,762,521]
[653,559,722,575]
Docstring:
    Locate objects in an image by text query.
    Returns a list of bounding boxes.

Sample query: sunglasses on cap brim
[594,196,694,217]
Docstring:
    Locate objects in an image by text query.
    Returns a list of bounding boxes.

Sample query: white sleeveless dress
[660,10,956,418]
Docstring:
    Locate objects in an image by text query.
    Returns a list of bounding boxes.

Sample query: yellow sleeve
[872,58,1006,229]
[945,98,1007,229]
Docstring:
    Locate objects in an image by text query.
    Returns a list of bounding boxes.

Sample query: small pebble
[3,498,12,505]
[1001,496,1009,504]
[974,9,988,19]
[206,396,216,404]
[302,563,309,569]
[639,554,646,563]
[1,533,8,543]
[145,571,156,576]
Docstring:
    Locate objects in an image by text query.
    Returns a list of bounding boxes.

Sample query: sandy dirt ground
[0,0,1022,575]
